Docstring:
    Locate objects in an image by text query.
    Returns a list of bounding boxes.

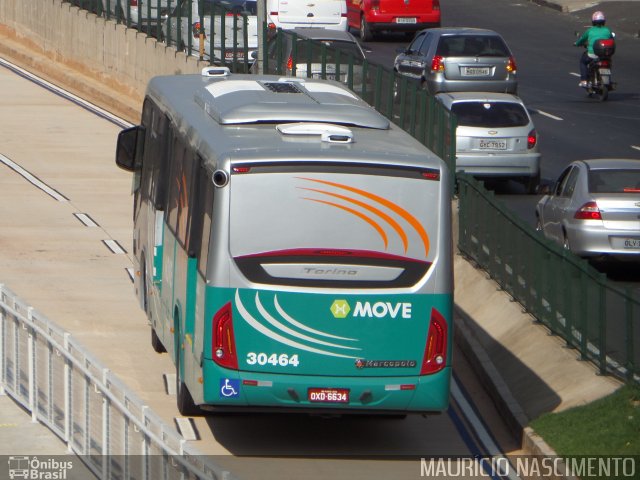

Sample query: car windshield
[589,169,640,193]
[451,101,529,128]
[294,39,364,63]
[436,35,510,57]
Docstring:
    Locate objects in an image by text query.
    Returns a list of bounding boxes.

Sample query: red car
[347,0,441,42]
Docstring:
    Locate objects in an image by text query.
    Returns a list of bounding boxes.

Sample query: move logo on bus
[330,300,412,319]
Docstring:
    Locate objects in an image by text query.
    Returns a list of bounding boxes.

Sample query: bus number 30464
[246,352,300,367]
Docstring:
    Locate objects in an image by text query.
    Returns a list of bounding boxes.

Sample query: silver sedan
[536,159,640,261]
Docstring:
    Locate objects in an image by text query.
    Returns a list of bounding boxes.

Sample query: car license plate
[598,68,611,75]
[479,139,507,150]
[308,388,350,403]
[462,67,490,76]
[396,17,417,24]
[622,238,640,249]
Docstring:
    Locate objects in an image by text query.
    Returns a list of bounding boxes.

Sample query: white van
[267,0,348,31]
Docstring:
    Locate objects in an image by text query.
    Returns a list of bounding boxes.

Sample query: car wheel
[360,15,373,42]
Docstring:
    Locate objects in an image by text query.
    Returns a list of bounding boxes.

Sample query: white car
[163,0,257,64]
[267,0,348,31]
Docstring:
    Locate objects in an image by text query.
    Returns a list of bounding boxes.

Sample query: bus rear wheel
[151,328,166,353]
[175,334,203,416]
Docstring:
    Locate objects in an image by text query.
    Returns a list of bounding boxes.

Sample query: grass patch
[530,383,640,455]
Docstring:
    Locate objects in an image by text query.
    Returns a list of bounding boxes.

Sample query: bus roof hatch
[194,78,390,130]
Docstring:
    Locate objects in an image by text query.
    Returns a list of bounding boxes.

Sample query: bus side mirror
[116,126,143,172]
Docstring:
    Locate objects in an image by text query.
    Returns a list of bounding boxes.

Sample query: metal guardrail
[457,174,640,383]
[0,284,235,480]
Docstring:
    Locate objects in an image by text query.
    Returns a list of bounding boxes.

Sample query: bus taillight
[420,308,448,375]
[212,303,238,369]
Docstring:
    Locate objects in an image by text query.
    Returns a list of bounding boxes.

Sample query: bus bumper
[201,362,451,414]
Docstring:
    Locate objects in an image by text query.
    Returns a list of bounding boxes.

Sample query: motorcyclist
[574,11,613,87]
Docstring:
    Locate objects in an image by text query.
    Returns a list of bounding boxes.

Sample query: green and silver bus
[116,68,453,416]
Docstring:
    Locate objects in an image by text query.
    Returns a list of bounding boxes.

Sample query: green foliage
[531,384,640,455]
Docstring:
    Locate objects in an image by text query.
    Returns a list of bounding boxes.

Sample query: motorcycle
[581,37,616,101]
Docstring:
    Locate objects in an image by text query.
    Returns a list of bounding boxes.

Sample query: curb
[454,301,578,480]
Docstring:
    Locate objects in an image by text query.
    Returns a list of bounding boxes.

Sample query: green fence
[65,0,255,71]
[458,174,640,383]
[59,2,640,384]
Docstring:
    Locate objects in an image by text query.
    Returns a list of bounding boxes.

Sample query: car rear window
[436,35,510,57]
[451,101,529,128]
[293,39,364,63]
[589,169,640,193]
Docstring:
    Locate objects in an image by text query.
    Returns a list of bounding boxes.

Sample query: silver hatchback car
[394,27,517,95]
[536,159,640,261]
[436,92,540,193]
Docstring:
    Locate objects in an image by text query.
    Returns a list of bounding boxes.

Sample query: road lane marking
[452,378,521,480]
[73,213,99,227]
[174,417,199,441]
[0,153,69,202]
[569,72,580,77]
[632,145,640,152]
[531,109,563,121]
[0,57,132,129]
[102,239,126,254]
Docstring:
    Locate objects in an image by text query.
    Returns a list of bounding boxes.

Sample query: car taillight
[286,55,293,71]
[507,56,517,73]
[433,0,440,10]
[130,0,138,6]
[212,303,238,369]
[431,55,444,72]
[574,202,602,220]
[527,129,537,149]
[420,308,448,375]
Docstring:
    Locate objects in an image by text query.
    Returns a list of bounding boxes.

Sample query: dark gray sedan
[393,27,518,95]
[536,159,640,261]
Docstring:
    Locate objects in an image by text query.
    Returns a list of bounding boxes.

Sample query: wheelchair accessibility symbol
[219,378,240,398]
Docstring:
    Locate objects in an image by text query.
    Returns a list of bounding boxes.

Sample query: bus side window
[193,165,214,271]
[166,131,197,250]
[166,132,185,238]
[141,99,170,210]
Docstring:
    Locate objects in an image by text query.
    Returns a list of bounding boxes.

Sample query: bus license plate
[308,388,350,403]
[396,17,417,24]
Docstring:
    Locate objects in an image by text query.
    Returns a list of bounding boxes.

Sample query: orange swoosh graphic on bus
[303,198,388,249]
[298,177,429,257]
[300,187,408,253]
